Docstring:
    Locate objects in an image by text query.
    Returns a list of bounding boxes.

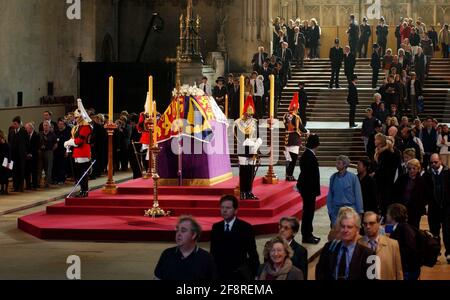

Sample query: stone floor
[0,166,448,280]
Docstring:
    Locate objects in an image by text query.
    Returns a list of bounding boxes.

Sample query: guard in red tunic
[283,92,308,181]
[136,93,152,168]
[64,99,93,198]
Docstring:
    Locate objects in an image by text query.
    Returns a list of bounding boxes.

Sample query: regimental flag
[157,95,223,143]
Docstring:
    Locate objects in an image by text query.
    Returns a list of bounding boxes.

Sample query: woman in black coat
[374,134,402,217]
[393,158,428,229]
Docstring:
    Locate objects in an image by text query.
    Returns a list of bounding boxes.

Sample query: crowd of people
[0,108,147,195]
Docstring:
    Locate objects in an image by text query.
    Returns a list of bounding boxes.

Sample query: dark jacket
[210,218,260,280]
[296,148,321,197]
[315,241,375,280]
[390,223,421,273]
[290,239,308,279]
[344,52,356,77]
[360,24,372,41]
[376,24,389,42]
[394,174,429,228]
[359,174,378,213]
[329,47,344,68]
[421,127,437,154]
[424,167,450,210]
[406,79,423,98]
[347,82,358,105]
[8,127,28,162]
[371,52,381,70]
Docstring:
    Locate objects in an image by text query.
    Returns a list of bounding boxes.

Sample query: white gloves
[64,139,77,148]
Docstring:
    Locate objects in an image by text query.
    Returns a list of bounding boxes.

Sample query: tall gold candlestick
[269,74,275,119]
[109,76,114,120]
[240,75,245,116]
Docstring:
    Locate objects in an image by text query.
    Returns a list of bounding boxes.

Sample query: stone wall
[0,0,114,108]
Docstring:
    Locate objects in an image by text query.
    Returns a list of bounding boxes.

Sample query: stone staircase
[229,58,450,167]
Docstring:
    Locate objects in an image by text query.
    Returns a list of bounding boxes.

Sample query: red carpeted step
[18,177,329,242]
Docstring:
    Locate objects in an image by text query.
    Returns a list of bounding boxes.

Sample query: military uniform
[234,96,261,200]
[283,93,307,181]
[64,99,93,198]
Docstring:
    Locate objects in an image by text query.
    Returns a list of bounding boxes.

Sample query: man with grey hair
[327,155,363,227]
[154,216,217,280]
[316,207,375,280]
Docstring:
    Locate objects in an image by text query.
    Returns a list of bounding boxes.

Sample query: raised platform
[18,177,328,242]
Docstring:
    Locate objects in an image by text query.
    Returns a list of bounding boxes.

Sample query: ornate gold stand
[103,122,118,194]
[142,118,155,180]
[263,118,278,184]
[145,146,170,218]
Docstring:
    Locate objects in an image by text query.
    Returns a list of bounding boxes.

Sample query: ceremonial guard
[234,96,262,200]
[283,93,308,181]
[64,99,93,198]
[136,93,152,170]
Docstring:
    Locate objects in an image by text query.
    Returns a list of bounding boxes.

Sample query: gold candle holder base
[263,118,278,185]
[144,204,170,218]
[144,146,170,218]
[263,167,279,184]
[103,122,118,194]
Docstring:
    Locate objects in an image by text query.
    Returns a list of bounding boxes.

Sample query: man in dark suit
[359,17,372,58]
[376,16,389,56]
[278,217,308,279]
[347,75,359,128]
[210,195,260,280]
[347,14,359,56]
[329,38,344,89]
[8,116,29,192]
[395,17,404,53]
[371,44,381,89]
[279,42,293,85]
[228,78,241,120]
[24,122,40,190]
[293,26,306,68]
[316,207,375,280]
[344,46,356,84]
[297,134,321,244]
[425,154,450,263]
[421,117,438,168]
[251,46,269,73]
[298,82,309,126]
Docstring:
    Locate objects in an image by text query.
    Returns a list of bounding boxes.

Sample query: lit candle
[225,94,229,119]
[149,76,153,116]
[269,74,275,119]
[153,102,157,145]
[109,76,113,122]
[240,75,245,116]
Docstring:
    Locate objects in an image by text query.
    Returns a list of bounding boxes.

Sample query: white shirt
[437,134,450,154]
[410,80,416,96]
[199,83,212,96]
[224,217,236,232]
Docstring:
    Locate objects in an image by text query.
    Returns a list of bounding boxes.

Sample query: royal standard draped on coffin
[155,94,232,186]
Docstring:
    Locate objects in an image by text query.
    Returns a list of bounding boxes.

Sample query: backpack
[413,228,441,267]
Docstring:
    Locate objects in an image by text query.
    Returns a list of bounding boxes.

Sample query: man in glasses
[278,217,308,279]
[425,154,450,264]
[358,212,403,279]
